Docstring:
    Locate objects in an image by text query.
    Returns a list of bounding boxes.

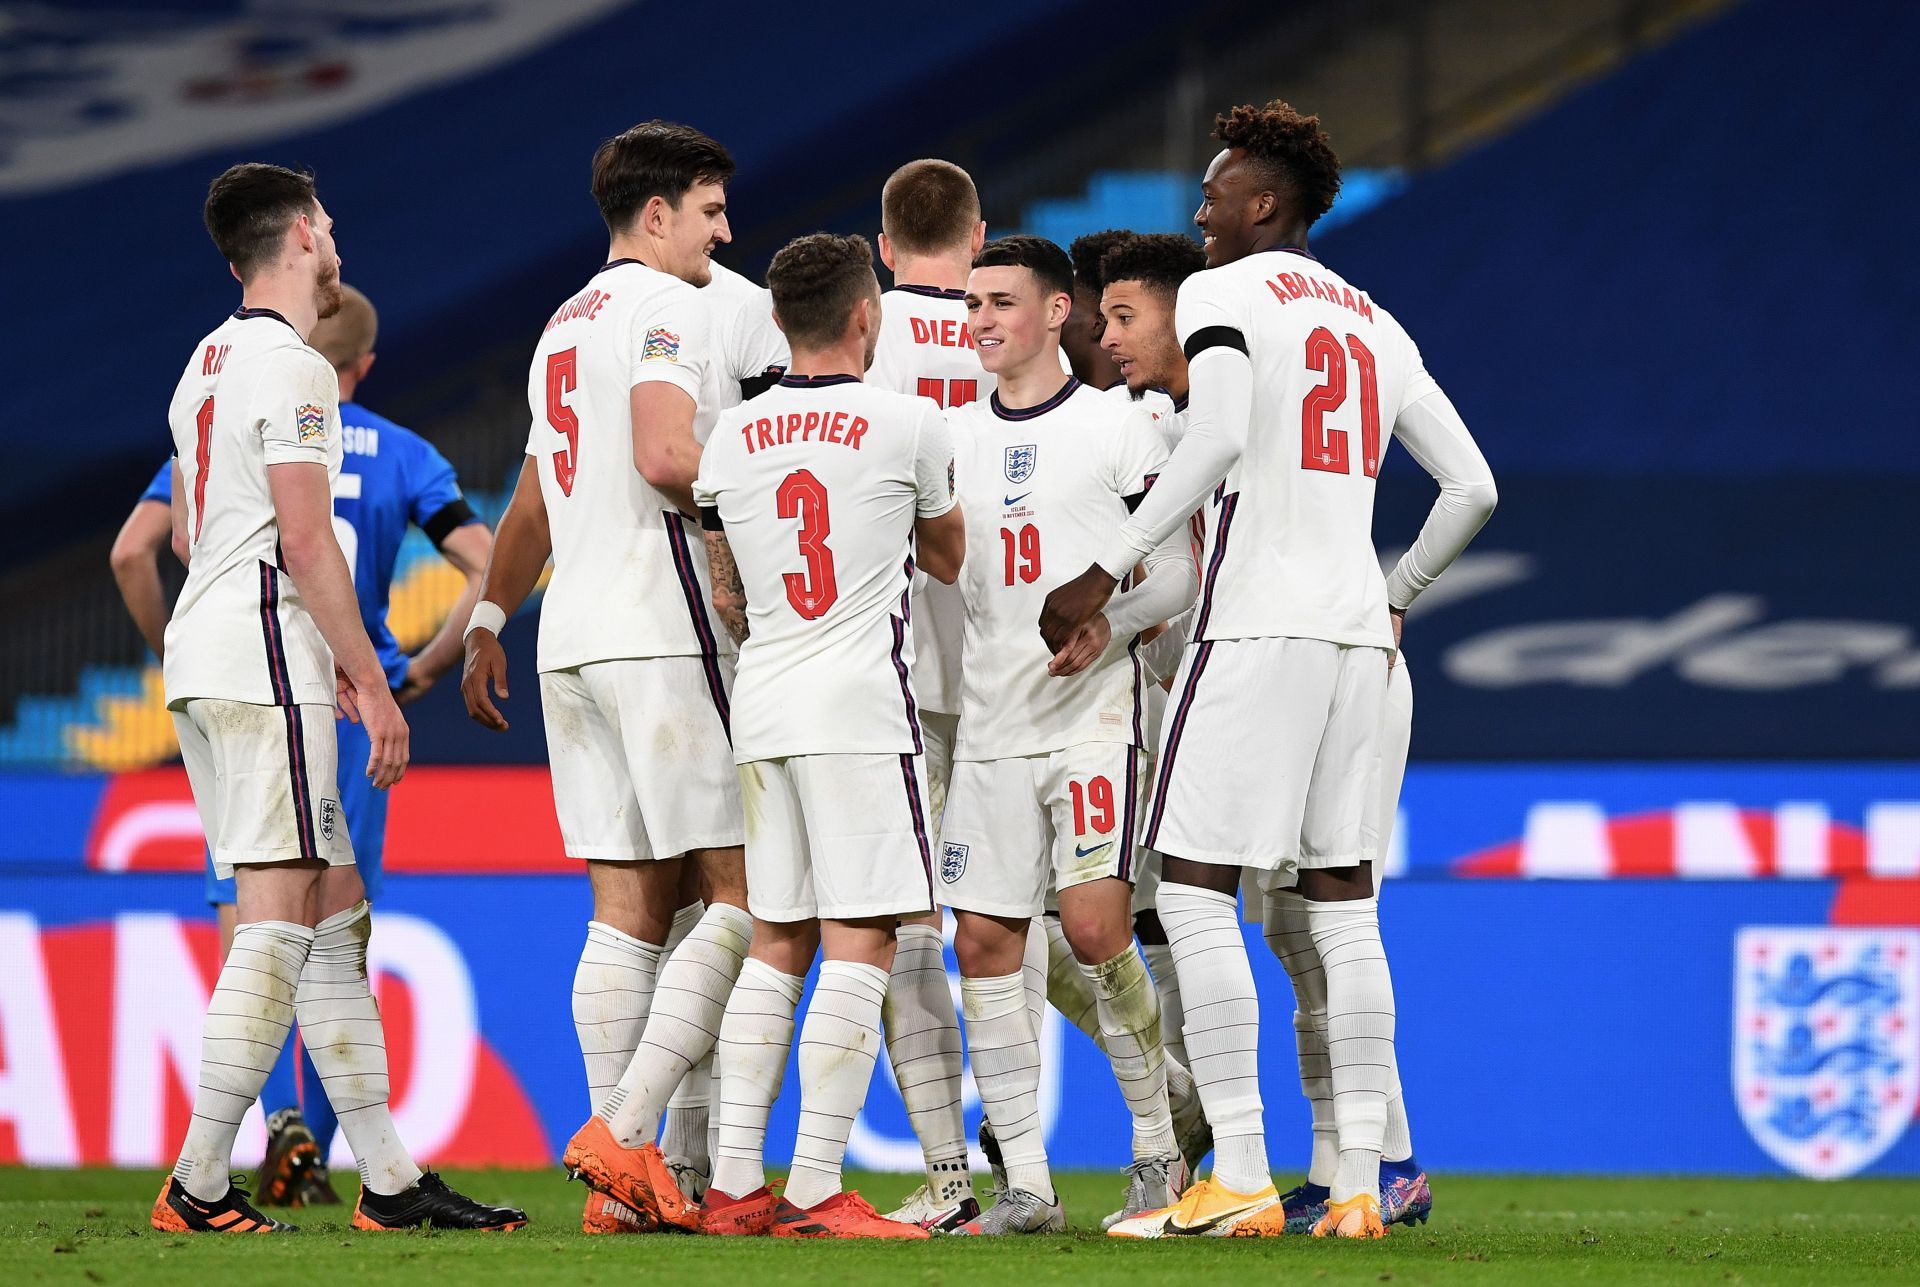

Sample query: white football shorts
[1149,636,1388,879]
[1242,653,1413,911]
[941,740,1148,919]
[920,708,960,854]
[739,753,936,923]
[540,655,743,862]
[172,698,353,879]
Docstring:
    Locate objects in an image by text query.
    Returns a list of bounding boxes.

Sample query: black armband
[1182,326,1249,360]
[423,498,477,548]
[737,366,786,401]
[699,505,725,532]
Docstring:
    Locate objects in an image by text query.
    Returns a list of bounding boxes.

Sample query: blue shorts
[204,712,388,904]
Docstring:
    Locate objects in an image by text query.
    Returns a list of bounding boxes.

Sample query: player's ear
[357,351,377,382]
[970,221,987,254]
[641,194,670,239]
[877,233,897,273]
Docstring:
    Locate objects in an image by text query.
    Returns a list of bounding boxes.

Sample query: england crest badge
[1004,444,1036,484]
[941,842,969,885]
[1733,926,1919,1178]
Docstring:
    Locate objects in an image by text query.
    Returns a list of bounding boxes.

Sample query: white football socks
[173,919,311,1200]
[601,902,752,1148]
[1262,889,1338,1186]
[1140,940,1188,1067]
[659,902,712,1165]
[1079,947,1175,1161]
[1307,895,1395,1204]
[710,958,802,1199]
[785,961,890,1210]
[1157,881,1268,1194]
[961,971,1053,1203]
[1043,916,1105,1047]
[881,922,971,1203]
[571,921,664,1110]
[295,901,421,1195]
[1020,918,1048,1038]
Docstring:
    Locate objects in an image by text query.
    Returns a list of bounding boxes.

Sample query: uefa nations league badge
[1733,927,1919,1178]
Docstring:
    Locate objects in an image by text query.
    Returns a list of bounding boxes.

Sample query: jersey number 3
[778,468,838,619]
[546,348,581,496]
[1301,327,1381,478]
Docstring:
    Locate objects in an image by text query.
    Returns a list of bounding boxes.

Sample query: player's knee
[1298,862,1373,903]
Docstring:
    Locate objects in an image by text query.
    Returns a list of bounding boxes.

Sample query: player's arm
[631,382,703,515]
[460,455,549,732]
[1041,280,1249,646]
[398,517,492,704]
[631,297,715,515]
[701,523,749,644]
[110,493,174,659]
[269,460,408,788]
[1381,387,1498,650]
[913,405,964,584]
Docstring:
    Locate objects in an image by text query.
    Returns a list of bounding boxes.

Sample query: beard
[315,262,345,318]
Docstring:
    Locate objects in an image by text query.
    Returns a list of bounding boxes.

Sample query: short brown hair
[972,235,1073,302]
[766,233,879,350]
[203,162,318,280]
[1214,99,1343,225]
[881,159,980,256]
[308,284,377,369]
[591,120,735,234]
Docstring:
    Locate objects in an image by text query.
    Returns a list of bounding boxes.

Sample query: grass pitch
[3,1167,1917,1285]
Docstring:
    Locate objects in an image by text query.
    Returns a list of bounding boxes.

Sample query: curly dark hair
[1098,233,1207,300]
[1213,99,1342,224]
[765,232,877,349]
[1068,229,1132,296]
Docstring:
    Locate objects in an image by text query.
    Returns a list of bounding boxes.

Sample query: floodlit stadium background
[2,0,1915,1182]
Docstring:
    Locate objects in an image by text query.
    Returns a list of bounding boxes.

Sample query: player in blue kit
[110,283,492,1206]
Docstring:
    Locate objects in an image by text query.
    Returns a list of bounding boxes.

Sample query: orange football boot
[1312,1193,1388,1239]
[771,1190,930,1240]
[583,1190,653,1234]
[700,1183,782,1236]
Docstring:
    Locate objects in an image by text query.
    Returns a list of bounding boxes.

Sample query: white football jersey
[950,379,1168,761]
[525,258,728,673]
[164,308,342,708]
[695,375,956,761]
[702,259,790,413]
[1176,248,1437,649]
[866,285,995,715]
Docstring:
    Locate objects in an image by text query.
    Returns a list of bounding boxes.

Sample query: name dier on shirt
[737,409,869,455]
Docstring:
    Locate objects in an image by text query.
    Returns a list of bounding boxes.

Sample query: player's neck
[1164,369,1189,402]
[995,349,1072,410]
[1247,219,1312,259]
[785,338,866,382]
[890,253,971,294]
[240,276,319,341]
[606,232,667,276]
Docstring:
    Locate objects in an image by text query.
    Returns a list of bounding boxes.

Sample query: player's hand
[396,659,441,706]
[1047,612,1112,677]
[334,666,363,725]
[358,684,411,790]
[461,629,511,732]
[1388,606,1405,671]
[1039,564,1119,653]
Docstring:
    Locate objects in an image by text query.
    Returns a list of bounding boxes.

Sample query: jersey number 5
[777,468,838,619]
[192,396,215,543]
[546,348,581,496]
[1301,327,1381,478]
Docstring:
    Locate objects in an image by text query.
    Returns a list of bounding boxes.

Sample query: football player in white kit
[941,237,1198,1235]
[1045,101,1496,1240]
[457,122,751,1234]
[864,158,988,1230]
[691,233,964,1240]
[1101,232,1433,1231]
[155,163,523,1235]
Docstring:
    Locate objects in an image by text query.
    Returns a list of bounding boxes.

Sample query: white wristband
[464,600,507,641]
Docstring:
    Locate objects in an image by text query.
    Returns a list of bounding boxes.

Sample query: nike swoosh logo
[1165,1197,1270,1235]
[1075,841,1113,858]
[1004,492,1032,506]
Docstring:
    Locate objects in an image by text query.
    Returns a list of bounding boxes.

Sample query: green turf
[3,1167,1918,1285]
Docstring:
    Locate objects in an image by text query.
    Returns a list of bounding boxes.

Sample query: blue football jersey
[149,401,474,689]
